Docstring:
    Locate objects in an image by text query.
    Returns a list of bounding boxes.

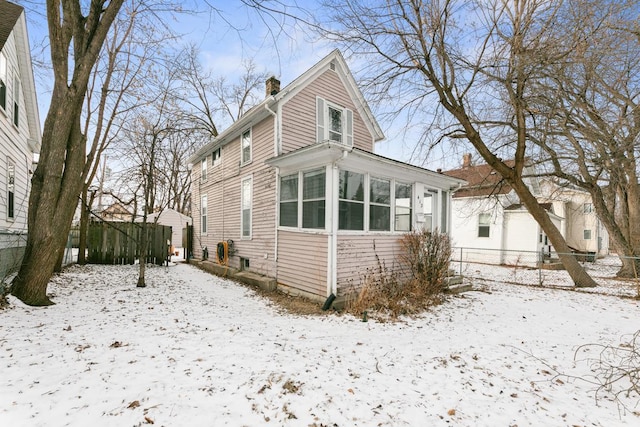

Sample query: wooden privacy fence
[87,221,172,265]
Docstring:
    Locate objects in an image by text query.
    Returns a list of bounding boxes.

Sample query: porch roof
[265,141,466,191]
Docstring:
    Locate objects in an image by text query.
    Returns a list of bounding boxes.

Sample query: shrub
[399,229,452,295]
[345,230,453,320]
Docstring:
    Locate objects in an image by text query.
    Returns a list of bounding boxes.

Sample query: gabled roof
[188,49,384,164]
[0,0,23,51]
[444,160,516,198]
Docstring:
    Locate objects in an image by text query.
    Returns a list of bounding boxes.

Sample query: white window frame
[338,169,365,231]
[279,173,299,228]
[394,181,413,232]
[12,72,19,127]
[241,175,252,239]
[7,157,15,220]
[200,194,207,234]
[201,157,207,182]
[422,190,436,232]
[0,52,6,112]
[369,176,391,232]
[241,129,252,165]
[478,213,491,238]
[212,147,221,167]
[316,97,353,147]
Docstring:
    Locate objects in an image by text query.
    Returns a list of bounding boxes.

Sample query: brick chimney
[462,153,472,168]
[266,76,280,97]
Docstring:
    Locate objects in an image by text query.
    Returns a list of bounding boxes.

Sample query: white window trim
[7,156,15,220]
[212,147,221,167]
[200,194,208,235]
[12,71,19,128]
[278,172,299,228]
[201,157,208,182]
[0,52,6,113]
[241,128,252,166]
[478,212,491,238]
[369,176,392,232]
[316,97,353,147]
[241,175,253,239]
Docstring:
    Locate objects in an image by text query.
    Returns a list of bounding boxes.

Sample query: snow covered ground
[1,259,639,426]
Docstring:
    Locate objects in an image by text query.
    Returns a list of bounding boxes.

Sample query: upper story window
[212,147,221,167]
[394,182,412,232]
[584,229,592,240]
[583,202,593,214]
[7,157,15,219]
[338,170,365,230]
[316,97,353,146]
[241,129,252,165]
[12,73,19,127]
[201,157,207,182]
[0,52,7,111]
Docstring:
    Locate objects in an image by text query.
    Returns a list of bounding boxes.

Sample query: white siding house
[445,155,564,267]
[0,1,41,279]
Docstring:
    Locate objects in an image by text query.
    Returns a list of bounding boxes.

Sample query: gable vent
[330,61,336,71]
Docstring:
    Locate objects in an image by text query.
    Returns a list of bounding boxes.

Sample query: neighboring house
[188,50,465,302]
[99,202,134,222]
[539,179,609,256]
[444,154,563,266]
[141,208,192,250]
[0,0,41,279]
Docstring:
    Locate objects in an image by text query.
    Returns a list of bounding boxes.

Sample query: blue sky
[17,0,453,170]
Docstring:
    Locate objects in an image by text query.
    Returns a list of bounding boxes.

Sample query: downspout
[264,100,280,275]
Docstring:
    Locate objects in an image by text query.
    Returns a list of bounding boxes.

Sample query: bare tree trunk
[10,0,125,306]
[137,222,147,288]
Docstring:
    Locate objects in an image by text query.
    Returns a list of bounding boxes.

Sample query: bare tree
[528,1,640,277]
[175,45,270,136]
[77,3,167,265]
[11,0,127,306]
[308,0,598,287]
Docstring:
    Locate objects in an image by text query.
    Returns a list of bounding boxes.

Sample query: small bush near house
[345,230,453,320]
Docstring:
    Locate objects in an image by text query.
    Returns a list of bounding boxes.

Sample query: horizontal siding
[0,29,34,237]
[192,116,277,276]
[277,230,328,297]
[336,234,404,295]
[281,68,374,154]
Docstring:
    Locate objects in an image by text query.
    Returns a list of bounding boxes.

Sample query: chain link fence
[451,247,640,298]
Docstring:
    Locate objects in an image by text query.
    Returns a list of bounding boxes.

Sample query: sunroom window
[338,170,364,230]
[279,173,298,227]
[369,177,390,231]
[394,182,412,232]
[302,169,325,229]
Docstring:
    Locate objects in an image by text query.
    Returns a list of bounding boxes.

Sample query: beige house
[539,180,609,256]
[188,50,464,301]
[0,1,41,278]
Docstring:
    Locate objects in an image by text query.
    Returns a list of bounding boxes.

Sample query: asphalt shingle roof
[443,160,516,198]
[0,0,23,51]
